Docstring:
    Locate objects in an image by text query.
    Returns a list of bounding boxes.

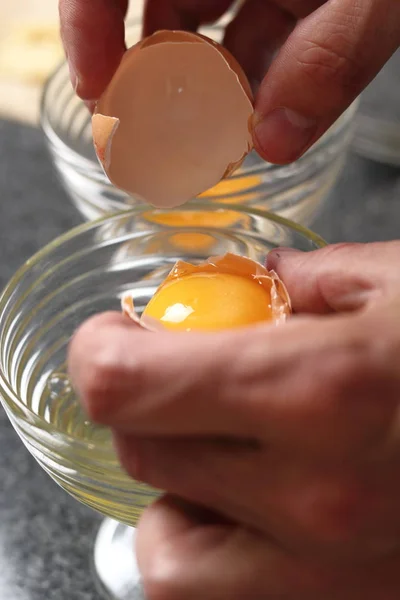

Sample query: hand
[69,241,400,600]
[59,0,400,164]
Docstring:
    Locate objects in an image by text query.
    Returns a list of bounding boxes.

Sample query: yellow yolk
[143,173,261,230]
[169,232,216,252]
[142,272,273,331]
[198,174,261,200]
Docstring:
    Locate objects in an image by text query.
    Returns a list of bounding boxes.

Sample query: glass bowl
[0,204,325,600]
[353,50,400,166]
[40,20,358,226]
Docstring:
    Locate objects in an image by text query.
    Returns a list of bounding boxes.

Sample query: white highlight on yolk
[160,303,195,324]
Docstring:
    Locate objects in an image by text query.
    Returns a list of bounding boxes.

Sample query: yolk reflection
[142,271,273,332]
[144,173,262,229]
[143,174,261,252]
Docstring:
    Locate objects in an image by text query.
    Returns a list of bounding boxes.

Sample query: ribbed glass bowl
[0,204,325,526]
[0,204,325,599]
[41,21,358,225]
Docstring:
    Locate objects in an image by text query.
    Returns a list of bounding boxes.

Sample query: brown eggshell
[121,295,167,332]
[93,31,254,208]
[92,114,120,170]
[194,32,253,102]
[121,253,291,331]
[163,253,291,324]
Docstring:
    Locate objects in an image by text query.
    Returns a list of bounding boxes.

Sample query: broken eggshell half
[92,30,254,208]
[121,253,291,332]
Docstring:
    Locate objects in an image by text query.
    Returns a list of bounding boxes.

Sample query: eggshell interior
[93,31,254,208]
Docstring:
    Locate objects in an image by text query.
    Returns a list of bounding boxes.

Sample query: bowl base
[93,518,146,600]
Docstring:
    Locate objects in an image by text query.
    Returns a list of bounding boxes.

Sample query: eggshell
[93,31,254,208]
[121,295,167,332]
[92,114,119,170]
[122,253,291,331]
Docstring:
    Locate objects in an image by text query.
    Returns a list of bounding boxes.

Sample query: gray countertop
[0,115,399,600]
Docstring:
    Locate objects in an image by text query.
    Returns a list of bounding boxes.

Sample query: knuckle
[297,32,365,98]
[69,313,138,423]
[313,242,400,310]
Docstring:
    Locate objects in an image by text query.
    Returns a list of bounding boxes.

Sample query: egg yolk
[169,232,216,252]
[143,272,273,331]
[198,173,261,200]
[143,173,261,230]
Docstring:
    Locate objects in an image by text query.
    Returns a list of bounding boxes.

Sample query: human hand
[59,0,400,164]
[69,241,400,599]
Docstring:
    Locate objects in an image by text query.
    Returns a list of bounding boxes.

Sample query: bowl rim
[0,202,326,441]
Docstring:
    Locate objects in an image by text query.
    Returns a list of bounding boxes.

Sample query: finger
[137,494,234,575]
[253,0,400,163]
[223,0,296,90]
[116,435,261,520]
[223,0,329,88]
[68,309,398,456]
[118,435,400,562]
[59,0,127,100]
[267,241,400,314]
[137,495,329,599]
[137,495,223,576]
[143,0,234,36]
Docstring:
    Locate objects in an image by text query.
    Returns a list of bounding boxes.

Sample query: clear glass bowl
[40,20,358,226]
[353,50,400,166]
[0,204,325,599]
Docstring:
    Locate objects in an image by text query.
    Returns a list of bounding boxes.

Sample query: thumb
[253,0,400,164]
[267,242,400,314]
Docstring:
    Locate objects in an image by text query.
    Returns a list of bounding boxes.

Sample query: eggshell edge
[92,114,120,171]
[121,294,167,332]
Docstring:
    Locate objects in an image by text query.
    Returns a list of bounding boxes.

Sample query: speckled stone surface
[0,116,399,600]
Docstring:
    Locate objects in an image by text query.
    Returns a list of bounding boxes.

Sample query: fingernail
[266,247,301,270]
[254,108,317,163]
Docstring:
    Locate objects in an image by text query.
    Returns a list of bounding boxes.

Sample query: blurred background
[0,1,399,599]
